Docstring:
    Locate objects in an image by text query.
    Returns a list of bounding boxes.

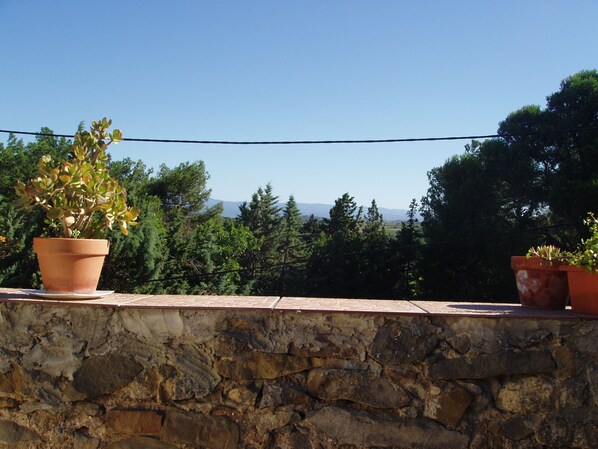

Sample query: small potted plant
[511,245,568,309]
[14,118,139,295]
[561,212,598,315]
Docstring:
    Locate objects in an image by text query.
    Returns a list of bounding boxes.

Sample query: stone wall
[0,291,597,448]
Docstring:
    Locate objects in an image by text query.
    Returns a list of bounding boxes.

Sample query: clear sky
[1,1,596,210]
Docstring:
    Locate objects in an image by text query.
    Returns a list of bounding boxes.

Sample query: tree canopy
[1,70,596,301]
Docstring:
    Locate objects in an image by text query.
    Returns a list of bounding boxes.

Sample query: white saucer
[21,289,114,300]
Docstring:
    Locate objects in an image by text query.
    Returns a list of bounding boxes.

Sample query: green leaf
[47,209,61,220]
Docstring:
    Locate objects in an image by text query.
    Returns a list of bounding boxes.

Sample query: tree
[418,71,598,300]
[358,199,392,298]
[99,159,168,293]
[545,70,598,232]
[277,195,308,295]
[305,193,365,297]
[390,199,424,298]
[148,161,221,222]
[421,149,523,300]
[0,130,73,288]
[325,193,362,236]
[237,183,283,294]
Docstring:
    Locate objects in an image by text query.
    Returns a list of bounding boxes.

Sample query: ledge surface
[0,287,592,319]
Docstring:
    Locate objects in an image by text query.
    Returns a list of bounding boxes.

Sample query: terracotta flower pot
[33,238,109,294]
[511,256,569,309]
[560,265,598,315]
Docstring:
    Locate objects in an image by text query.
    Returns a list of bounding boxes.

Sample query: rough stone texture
[161,344,220,401]
[424,386,472,426]
[215,353,311,379]
[259,380,311,408]
[427,350,555,379]
[0,294,597,449]
[227,386,258,405]
[499,416,534,441]
[496,376,553,413]
[249,409,296,435]
[370,318,439,365]
[105,409,163,435]
[73,354,143,397]
[73,430,100,449]
[303,406,469,449]
[106,436,178,449]
[0,419,39,443]
[306,368,411,408]
[161,408,238,449]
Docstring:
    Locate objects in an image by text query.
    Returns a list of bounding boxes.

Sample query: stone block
[161,344,220,400]
[215,353,311,380]
[496,377,553,414]
[22,334,83,379]
[249,409,295,434]
[370,319,439,366]
[259,381,310,408]
[226,386,258,405]
[118,309,184,342]
[266,430,314,449]
[0,364,27,398]
[161,408,238,449]
[306,368,411,409]
[0,420,39,443]
[303,406,469,449]
[73,354,143,397]
[498,416,533,441]
[446,333,471,354]
[424,387,472,426]
[428,350,555,380]
[535,413,575,447]
[74,429,100,449]
[105,409,163,436]
[106,436,178,449]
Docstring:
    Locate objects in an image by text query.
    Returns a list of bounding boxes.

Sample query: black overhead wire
[0,126,596,145]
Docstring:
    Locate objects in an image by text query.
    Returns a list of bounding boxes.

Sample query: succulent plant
[526,244,564,262]
[14,118,139,238]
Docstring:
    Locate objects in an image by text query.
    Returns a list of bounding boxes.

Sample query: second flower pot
[560,265,598,315]
[511,256,569,309]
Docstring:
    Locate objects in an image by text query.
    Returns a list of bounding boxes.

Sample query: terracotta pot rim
[559,264,598,273]
[33,237,109,256]
[511,255,566,271]
[33,237,108,242]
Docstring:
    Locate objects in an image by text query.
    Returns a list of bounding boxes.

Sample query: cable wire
[0,126,596,146]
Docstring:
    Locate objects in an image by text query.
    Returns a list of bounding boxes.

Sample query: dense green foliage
[421,69,598,299]
[1,70,596,300]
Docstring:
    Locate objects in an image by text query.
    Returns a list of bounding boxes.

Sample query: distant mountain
[206,199,410,222]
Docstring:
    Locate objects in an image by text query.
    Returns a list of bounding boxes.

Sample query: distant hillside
[207,199,410,222]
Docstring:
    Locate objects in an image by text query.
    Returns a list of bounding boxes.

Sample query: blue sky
[1,1,596,210]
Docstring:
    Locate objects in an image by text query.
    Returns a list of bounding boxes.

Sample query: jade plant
[14,118,139,238]
[565,212,598,273]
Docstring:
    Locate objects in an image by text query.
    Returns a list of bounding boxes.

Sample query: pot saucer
[21,289,114,300]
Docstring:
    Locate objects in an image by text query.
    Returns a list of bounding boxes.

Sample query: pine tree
[237,183,283,294]
[390,199,424,298]
[277,195,307,294]
[306,193,365,297]
[359,199,392,298]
